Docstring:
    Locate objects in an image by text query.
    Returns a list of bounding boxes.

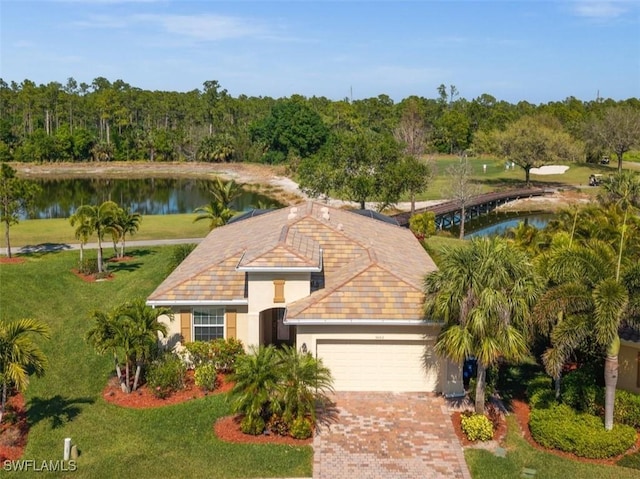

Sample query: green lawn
[8,213,210,248]
[465,416,640,479]
[414,155,619,201]
[0,248,312,478]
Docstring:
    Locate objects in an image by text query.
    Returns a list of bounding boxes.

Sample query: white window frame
[192,307,225,342]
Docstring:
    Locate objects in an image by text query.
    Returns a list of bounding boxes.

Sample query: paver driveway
[313,392,471,479]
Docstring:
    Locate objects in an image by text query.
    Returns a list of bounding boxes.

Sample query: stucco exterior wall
[618,341,640,394]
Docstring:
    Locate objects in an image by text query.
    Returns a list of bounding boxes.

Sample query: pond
[449,211,554,239]
[27,178,281,219]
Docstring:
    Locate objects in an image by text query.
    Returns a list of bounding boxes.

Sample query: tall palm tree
[72,201,119,273]
[69,207,94,263]
[423,236,541,414]
[0,318,50,423]
[534,238,629,430]
[111,207,142,258]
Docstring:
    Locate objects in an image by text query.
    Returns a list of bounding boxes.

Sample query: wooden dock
[393,188,553,228]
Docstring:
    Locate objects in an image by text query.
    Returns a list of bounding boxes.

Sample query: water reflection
[29,178,281,219]
[449,212,554,239]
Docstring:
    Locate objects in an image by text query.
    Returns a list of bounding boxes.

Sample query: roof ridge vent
[320,206,330,221]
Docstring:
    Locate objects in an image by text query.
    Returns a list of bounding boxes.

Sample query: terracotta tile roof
[147,201,437,319]
[237,225,321,269]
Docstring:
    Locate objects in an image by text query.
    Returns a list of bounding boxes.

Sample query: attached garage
[316,339,440,392]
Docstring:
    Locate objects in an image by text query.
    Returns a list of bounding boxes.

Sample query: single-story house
[147,201,463,394]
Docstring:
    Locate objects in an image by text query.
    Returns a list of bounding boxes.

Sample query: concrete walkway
[313,392,471,479]
[0,238,203,256]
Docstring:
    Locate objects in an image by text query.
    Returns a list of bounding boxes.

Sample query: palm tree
[86,308,128,392]
[0,318,50,423]
[229,345,280,430]
[117,298,170,391]
[275,345,333,424]
[193,177,242,230]
[72,201,119,273]
[193,201,235,230]
[423,236,541,414]
[111,207,142,258]
[86,299,170,393]
[69,207,94,263]
[534,238,629,430]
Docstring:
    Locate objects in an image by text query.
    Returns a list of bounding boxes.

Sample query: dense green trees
[0,77,637,167]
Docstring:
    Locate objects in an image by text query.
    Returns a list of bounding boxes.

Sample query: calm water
[449,212,554,238]
[28,178,280,219]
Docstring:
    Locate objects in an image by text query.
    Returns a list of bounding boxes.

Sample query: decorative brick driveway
[313,392,471,479]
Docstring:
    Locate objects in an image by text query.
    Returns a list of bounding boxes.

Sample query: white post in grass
[64,438,71,460]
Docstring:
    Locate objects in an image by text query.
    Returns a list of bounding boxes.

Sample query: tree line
[1,77,638,166]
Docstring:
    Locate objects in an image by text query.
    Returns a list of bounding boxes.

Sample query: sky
[1,0,639,104]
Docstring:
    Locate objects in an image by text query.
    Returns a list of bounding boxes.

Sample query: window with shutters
[193,307,225,341]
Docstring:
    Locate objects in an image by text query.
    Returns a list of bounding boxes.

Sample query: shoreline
[10,161,592,213]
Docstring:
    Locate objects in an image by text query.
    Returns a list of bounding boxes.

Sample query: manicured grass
[9,214,210,248]
[465,416,640,479]
[0,249,312,478]
[413,156,620,201]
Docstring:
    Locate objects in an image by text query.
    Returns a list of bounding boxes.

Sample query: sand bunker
[530,165,570,175]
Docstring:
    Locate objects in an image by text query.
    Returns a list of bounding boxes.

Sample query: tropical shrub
[166,243,196,275]
[409,211,436,239]
[526,374,557,410]
[77,258,101,275]
[614,389,640,429]
[266,414,290,436]
[146,353,186,399]
[182,341,213,368]
[460,412,494,442]
[229,345,281,426]
[275,345,333,425]
[229,344,333,437]
[182,338,245,372]
[290,415,313,440]
[561,369,603,415]
[240,414,266,436]
[210,338,245,373]
[194,363,218,392]
[529,404,636,458]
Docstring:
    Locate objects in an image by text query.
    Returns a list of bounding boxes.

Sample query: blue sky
[1,0,639,104]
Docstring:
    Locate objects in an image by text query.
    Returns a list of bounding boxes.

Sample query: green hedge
[529,404,637,459]
[526,374,558,410]
[561,369,603,415]
[615,389,640,429]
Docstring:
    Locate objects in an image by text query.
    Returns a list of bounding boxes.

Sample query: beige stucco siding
[618,342,640,394]
[296,324,447,392]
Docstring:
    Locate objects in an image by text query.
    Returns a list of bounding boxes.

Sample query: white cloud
[136,13,268,41]
[571,1,629,19]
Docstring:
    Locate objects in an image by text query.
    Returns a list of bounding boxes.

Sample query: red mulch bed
[71,269,114,282]
[102,370,233,409]
[214,415,313,446]
[0,394,29,462]
[0,257,26,264]
[451,410,508,447]
[511,399,640,465]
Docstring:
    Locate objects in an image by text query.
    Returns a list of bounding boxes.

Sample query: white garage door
[316,340,439,392]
